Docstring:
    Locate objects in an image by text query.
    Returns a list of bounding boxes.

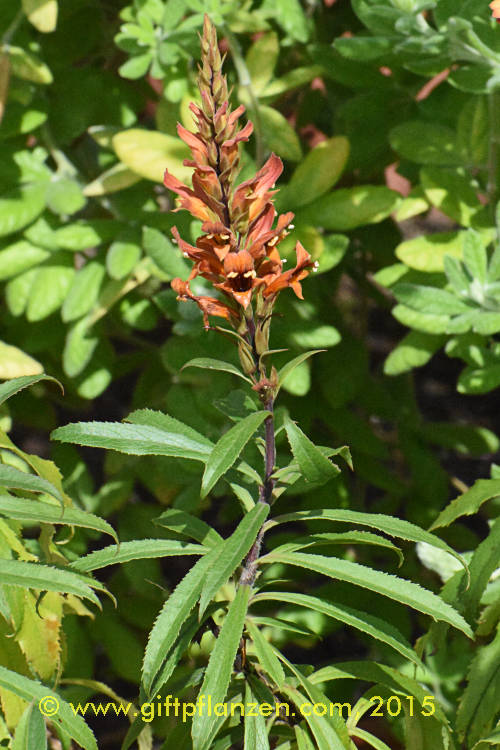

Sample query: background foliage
[0,0,499,749]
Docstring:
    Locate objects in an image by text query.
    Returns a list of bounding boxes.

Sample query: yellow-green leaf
[22,0,58,32]
[83,163,142,196]
[0,342,43,379]
[112,129,191,183]
[279,137,350,210]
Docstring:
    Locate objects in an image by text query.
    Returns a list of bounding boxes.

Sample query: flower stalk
[164,14,316,586]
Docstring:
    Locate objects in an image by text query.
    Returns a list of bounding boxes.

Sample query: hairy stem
[239,395,275,587]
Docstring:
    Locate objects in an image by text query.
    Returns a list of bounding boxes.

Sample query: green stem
[1,9,24,46]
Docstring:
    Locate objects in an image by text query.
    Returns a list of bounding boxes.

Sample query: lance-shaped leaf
[0,666,96,750]
[277,350,325,393]
[12,701,47,750]
[269,530,403,566]
[201,411,270,498]
[154,508,222,548]
[429,478,500,530]
[192,585,251,750]
[252,590,423,668]
[0,495,117,543]
[246,619,285,687]
[181,357,252,383]
[284,416,340,485]
[0,464,65,508]
[0,559,104,606]
[71,539,206,573]
[0,374,61,407]
[456,625,500,745]
[52,409,213,463]
[142,548,220,695]
[199,502,269,615]
[260,551,472,637]
[244,682,270,750]
[267,508,468,579]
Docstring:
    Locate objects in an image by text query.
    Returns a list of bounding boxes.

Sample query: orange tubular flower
[164,16,316,326]
[490,0,500,19]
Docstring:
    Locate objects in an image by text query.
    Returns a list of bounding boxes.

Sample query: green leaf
[278,137,350,210]
[62,319,99,377]
[393,284,472,315]
[0,495,117,543]
[0,374,60,406]
[350,728,392,750]
[389,120,463,166]
[12,701,47,750]
[7,45,53,84]
[61,261,106,322]
[0,240,50,281]
[192,585,251,750]
[458,364,500,394]
[260,551,472,637]
[71,539,206,573]
[0,465,64,508]
[46,177,86,216]
[83,163,142,196]
[430,479,500,530]
[334,35,394,60]
[0,666,96,750]
[0,184,46,238]
[419,423,499,457]
[396,229,496,273]
[181,357,251,383]
[259,106,302,162]
[463,230,488,285]
[392,304,450,335]
[52,409,213,463]
[252,590,423,668]
[54,220,123,251]
[154,508,222,547]
[199,502,269,614]
[142,225,190,279]
[106,240,141,280]
[246,619,286,687]
[283,416,340,485]
[444,255,470,295]
[295,725,316,750]
[277,350,325,393]
[270,530,403,565]
[113,129,191,183]
[271,0,309,41]
[298,186,400,231]
[279,685,347,750]
[244,682,270,750]
[201,411,270,498]
[245,32,279,94]
[384,331,445,375]
[142,550,218,696]
[420,168,484,227]
[461,519,500,622]
[267,508,468,579]
[26,256,75,321]
[456,625,500,745]
[290,324,341,349]
[0,559,103,606]
[311,661,449,725]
